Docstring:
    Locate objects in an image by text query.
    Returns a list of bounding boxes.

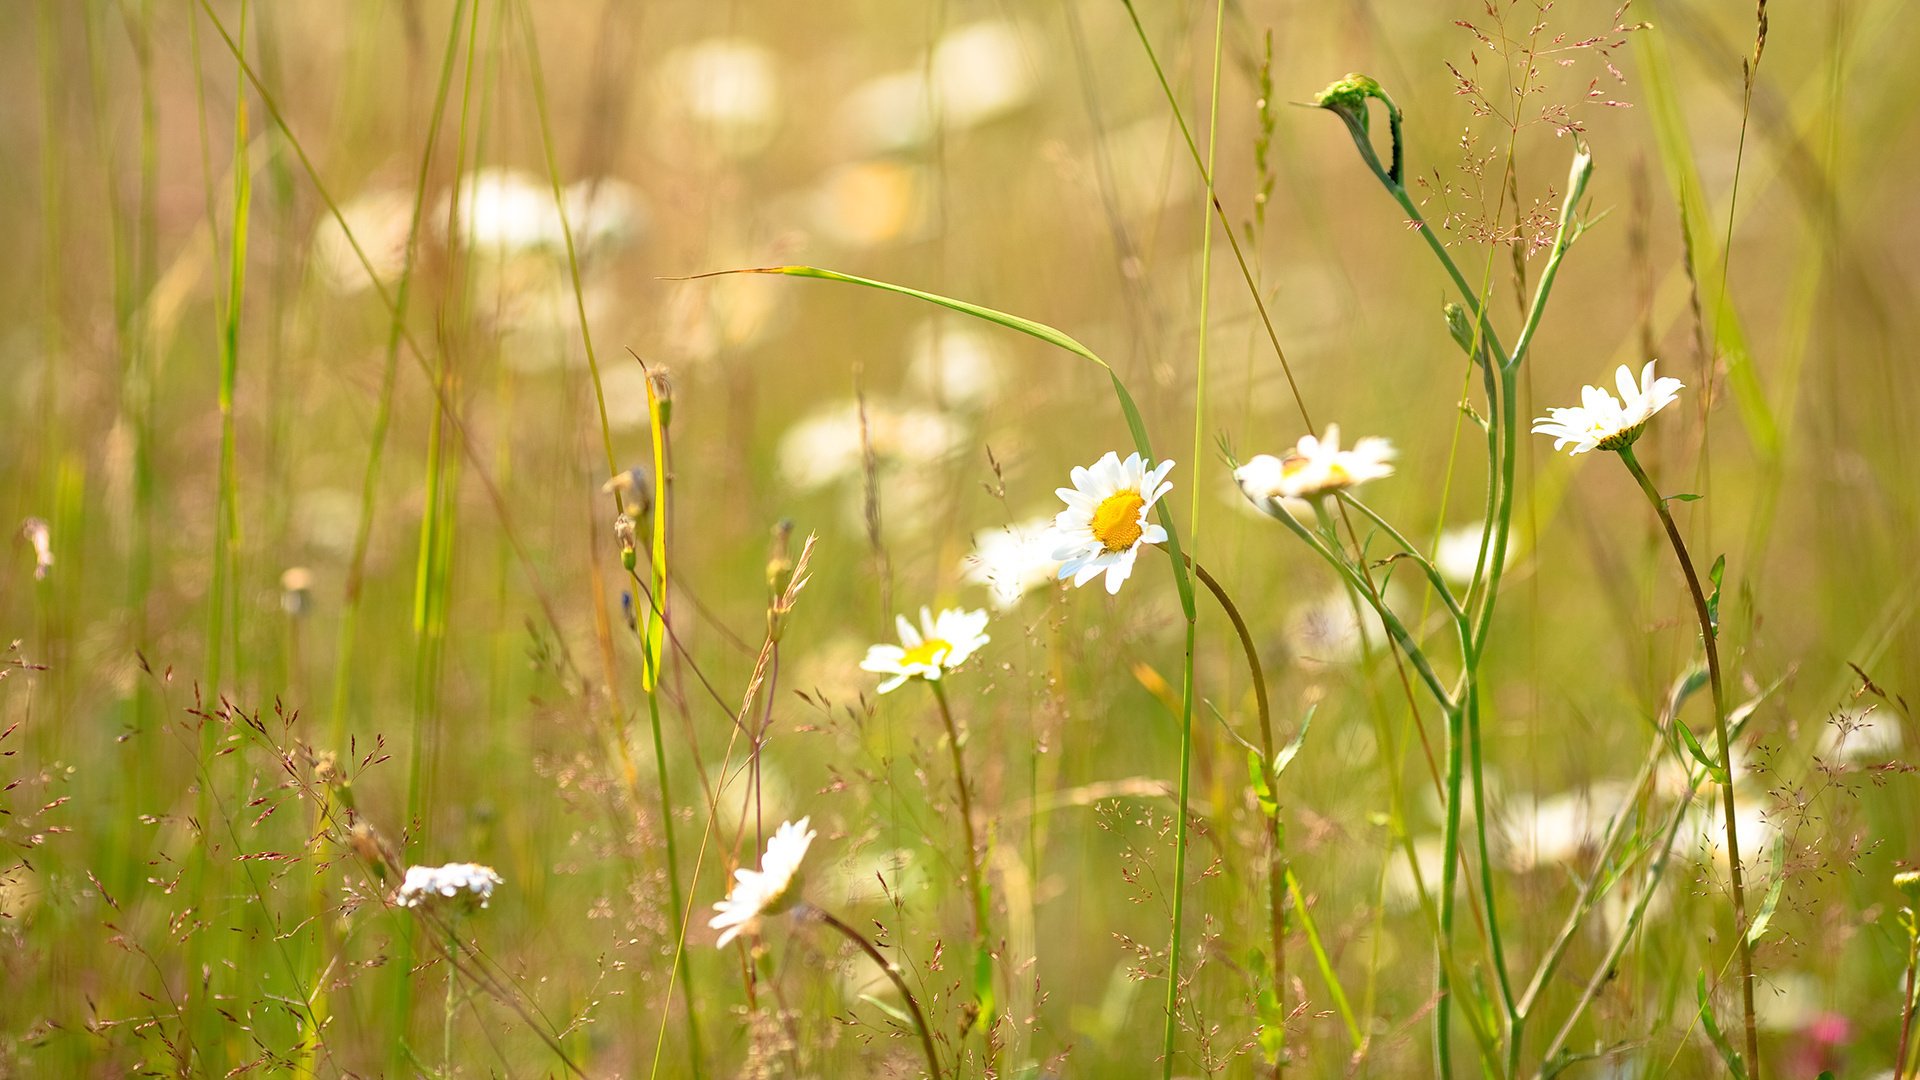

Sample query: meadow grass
[3,2,1918,1077]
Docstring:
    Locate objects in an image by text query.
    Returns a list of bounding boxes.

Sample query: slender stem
[929,680,994,1069]
[1896,927,1918,1079]
[1278,504,1456,713]
[815,906,945,1080]
[1618,444,1758,1079]
[1186,557,1285,1068]
[1338,495,1470,635]
[443,923,460,1076]
[1534,763,1699,1073]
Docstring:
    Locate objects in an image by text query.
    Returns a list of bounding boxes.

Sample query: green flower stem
[1295,498,1471,1076]
[443,921,461,1075]
[813,905,944,1080]
[1618,444,1758,1080]
[1523,693,1765,1070]
[1533,761,1698,1073]
[1291,504,1455,713]
[1896,922,1918,1078]
[928,680,994,1068]
[1336,495,1470,635]
[1185,556,1285,1064]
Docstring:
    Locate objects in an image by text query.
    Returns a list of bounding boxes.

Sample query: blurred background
[1,0,1916,1075]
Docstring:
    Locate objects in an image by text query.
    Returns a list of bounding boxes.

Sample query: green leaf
[1707,554,1726,637]
[1255,983,1285,1062]
[1666,665,1711,721]
[1676,720,1731,785]
[972,946,996,1027]
[857,993,914,1028]
[1273,705,1315,780]
[1696,972,1748,1080]
[1247,749,1278,819]
[1746,858,1786,947]
[1666,492,1705,503]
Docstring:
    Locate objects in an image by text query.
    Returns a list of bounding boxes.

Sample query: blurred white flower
[1235,424,1394,506]
[444,168,557,254]
[440,169,642,258]
[1384,835,1446,912]
[1817,706,1904,764]
[1499,782,1631,872]
[906,320,1003,408]
[560,177,647,254]
[1050,451,1174,596]
[1284,589,1388,665]
[963,517,1062,609]
[1533,359,1683,455]
[711,817,816,947]
[861,607,991,694]
[21,517,52,581]
[1682,800,1777,882]
[312,187,415,294]
[777,399,966,492]
[837,21,1035,153]
[1433,523,1515,587]
[396,862,503,910]
[659,38,780,156]
[931,21,1035,130]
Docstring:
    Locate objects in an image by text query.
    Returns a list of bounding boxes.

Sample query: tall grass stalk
[515,2,705,1066]
[188,2,252,1064]
[1619,444,1759,1077]
[929,680,995,1067]
[1164,1,1226,1073]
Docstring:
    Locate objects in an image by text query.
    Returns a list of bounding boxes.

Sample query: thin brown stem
[1186,557,1285,1073]
[1896,927,1918,1080]
[929,680,994,1069]
[1619,444,1758,1079]
[814,906,945,1080]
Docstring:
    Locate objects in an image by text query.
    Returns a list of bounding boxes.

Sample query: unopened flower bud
[647,367,675,432]
[614,513,638,572]
[1896,868,1920,901]
[1312,72,1403,185]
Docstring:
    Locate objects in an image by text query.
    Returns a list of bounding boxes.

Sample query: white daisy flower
[710,817,817,948]
[962,517,1062,609]
[395,862,504,910]
[1234,424,1395,506]
[1049,451,1175,595]
[1532,359,1684,455]
[1433,523,1516,586]
[859,607,991,694]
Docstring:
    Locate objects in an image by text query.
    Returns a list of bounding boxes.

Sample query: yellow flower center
[900,638,952,669]
[1091,490,1146,553]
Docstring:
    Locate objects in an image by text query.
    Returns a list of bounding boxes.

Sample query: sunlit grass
[2,2,1917,1078]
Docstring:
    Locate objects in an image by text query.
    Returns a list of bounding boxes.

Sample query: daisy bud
[1313,72,1403,185]
[614,513,638,572]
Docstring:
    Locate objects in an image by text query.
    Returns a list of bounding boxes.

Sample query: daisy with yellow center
[1049,451,1175,595]
[1234,423,1395,508]
[1532,359,1683,455]
[860,606,991,693]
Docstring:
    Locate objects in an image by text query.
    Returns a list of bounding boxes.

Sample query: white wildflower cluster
[396,863,504,911]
